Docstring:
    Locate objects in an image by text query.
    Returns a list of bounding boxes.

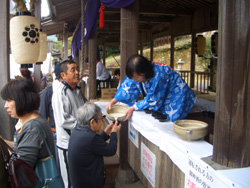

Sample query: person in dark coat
[68,102,121,188]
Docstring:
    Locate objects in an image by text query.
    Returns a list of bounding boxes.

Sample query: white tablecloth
[95,102,250,188]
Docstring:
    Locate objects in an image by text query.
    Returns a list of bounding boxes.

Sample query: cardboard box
[101,88,117,99]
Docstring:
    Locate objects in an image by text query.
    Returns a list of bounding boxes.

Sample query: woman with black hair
[1,78,55,169]
[107,54,197,122]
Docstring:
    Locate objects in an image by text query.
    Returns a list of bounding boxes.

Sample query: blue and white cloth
[114,62,197,122]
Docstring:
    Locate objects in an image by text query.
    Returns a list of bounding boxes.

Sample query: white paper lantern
[195,35,206,57]
[37,31,48,64]
[10,12,40,65]
[211,32,218,56]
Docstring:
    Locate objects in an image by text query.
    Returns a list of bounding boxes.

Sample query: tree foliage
[99,45,120,59]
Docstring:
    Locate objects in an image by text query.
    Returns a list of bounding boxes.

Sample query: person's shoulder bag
[34,123,64,188]
[0,137,38,188]
[0,137,11,188]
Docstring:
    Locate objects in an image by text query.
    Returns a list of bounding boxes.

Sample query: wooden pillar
[103,39,106,66]
[33,0,41,92]
[149,30,153,61]
[170,35,175,69]
[0,0,12,140]
[63,27,68,60]
[150,39,154,61]
[213,0,250,168]
[88,28,97,100]
[120,0,139,170]
[120,1,139,81]
[139,32,143,56]
[190,31,196,88]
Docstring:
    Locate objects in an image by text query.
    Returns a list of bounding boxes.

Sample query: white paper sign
[185,155,233,188]
[128,122,139,148]
[141,142,156,187]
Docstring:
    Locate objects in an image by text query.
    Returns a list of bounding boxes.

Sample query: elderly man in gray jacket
[52,60,86,188]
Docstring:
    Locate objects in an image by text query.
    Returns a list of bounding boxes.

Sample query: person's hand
[104,121,121,135]
[111,121,121,133]
[106,98,118,110]
[123,106,135,121]
[104,123,114,135]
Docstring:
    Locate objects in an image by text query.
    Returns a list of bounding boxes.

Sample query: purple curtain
[71,0,136,58]
[101,0,136,8]
[84,0,100,43]
[71,23,82,60]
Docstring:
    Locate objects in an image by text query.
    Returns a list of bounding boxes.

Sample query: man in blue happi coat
[107,54,197,122]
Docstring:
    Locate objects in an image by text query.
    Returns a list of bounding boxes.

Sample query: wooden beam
[102,15,172,23]
[104,3,193,16]
[139,0,193,16]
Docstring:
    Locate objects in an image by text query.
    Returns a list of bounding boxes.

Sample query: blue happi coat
[114,62,197,122]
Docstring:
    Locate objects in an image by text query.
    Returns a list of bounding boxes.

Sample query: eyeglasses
[89,114,106,122]
[100,115,106,120]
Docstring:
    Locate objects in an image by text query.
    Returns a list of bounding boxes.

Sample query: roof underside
[42,0,218,43]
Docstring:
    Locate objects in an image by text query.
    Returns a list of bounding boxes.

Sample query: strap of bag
[0,137,14,154]
[0,137,12,167]
[33,123,53,157]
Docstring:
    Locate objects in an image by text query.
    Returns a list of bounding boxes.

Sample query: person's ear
[90,118,94,125]
[60,72,66,79]
[89,119,96,131]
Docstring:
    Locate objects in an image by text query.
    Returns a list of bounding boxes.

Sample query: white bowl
[106,105,128,121]
[173,120,208,141]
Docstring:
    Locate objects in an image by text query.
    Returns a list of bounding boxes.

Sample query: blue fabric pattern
[114,63,197,122]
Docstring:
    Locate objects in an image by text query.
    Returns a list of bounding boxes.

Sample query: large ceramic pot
[10,11,40,65]
[173,120,208,141]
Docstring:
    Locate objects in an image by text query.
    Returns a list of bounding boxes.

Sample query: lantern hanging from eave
[10,11,40,65]
[195,35,206,57]
[36,30,47,64]
[211,32,218,56]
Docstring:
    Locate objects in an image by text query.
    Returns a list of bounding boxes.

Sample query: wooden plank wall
[171,16,192,37]
[193,3,218,33]
[171,3,218,37]
[128,133,185,188]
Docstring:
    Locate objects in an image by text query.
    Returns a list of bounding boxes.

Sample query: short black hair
[1,78,40,117]
[126,54,154,80]
[60,60,77,74]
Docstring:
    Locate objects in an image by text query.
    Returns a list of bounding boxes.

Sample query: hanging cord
[81,0,88,76]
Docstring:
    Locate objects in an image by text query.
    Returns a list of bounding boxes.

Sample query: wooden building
[0,0,249,187]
